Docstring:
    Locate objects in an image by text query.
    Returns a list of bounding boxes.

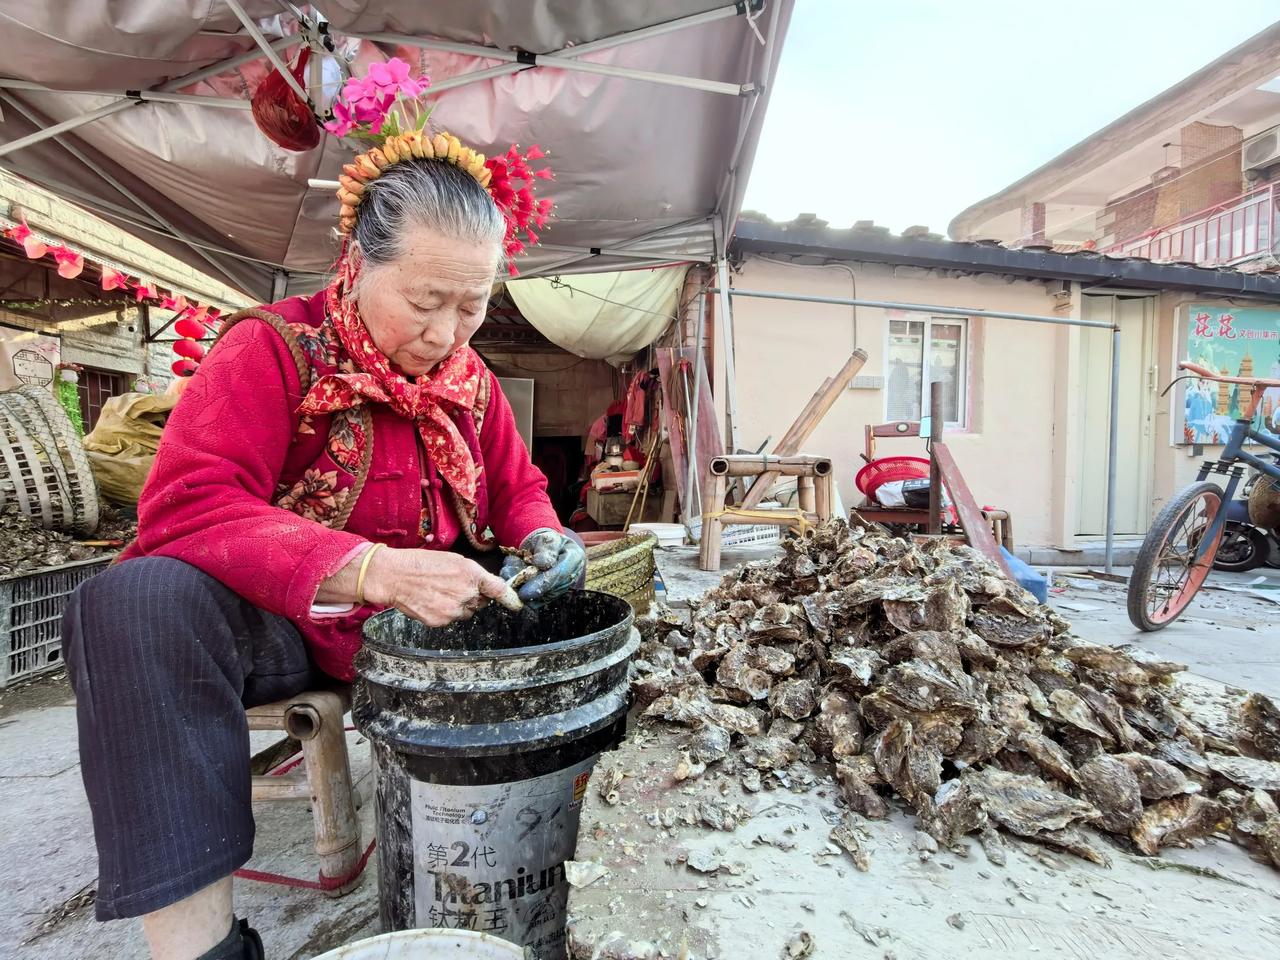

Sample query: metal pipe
[714,219,741,454]
[0,35,296,159]
[0,100,131,159]
[710,286,1118,330]
[224,0,311,106]
[0,93,263,294]
[685,291,707,529]
[553,4,744,60]
[430,64,526,95]
[1105,325,1122,573]
[346,30,747,96]
[0,80,253,109]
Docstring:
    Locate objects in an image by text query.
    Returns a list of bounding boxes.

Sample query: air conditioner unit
[1242,125,1280,176]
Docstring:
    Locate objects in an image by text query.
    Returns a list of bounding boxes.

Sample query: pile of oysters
[634,520,1280,870]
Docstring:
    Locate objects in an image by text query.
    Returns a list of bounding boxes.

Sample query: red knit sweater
[120,293,560,680]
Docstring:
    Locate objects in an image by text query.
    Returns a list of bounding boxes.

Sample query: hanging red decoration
[171,358,199,377]
[174,315,209,339]
[101,266,129,291]
[7,220,48,260]
[134,280,158,302]
[251,47,320,152]
[160,293,189,313]
[172,339,206,361]
[52,245,84,279]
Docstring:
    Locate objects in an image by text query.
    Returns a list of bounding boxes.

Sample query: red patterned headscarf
[300,250,486,505]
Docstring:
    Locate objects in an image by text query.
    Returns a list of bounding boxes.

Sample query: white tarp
[0,2,792,302]
[507,265,686,364]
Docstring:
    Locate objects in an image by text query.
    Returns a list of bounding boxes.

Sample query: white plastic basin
[312,929,525,959]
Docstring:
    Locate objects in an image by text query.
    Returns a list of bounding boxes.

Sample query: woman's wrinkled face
[355,225,500,377]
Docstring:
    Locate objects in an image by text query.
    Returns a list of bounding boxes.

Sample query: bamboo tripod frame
[699,454,834,571]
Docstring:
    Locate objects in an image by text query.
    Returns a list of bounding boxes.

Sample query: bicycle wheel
[1128,481,1225,631]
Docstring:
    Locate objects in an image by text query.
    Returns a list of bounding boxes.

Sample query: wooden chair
[858,420,1015,552]
[246,688,363,895]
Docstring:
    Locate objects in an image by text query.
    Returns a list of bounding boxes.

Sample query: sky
[742,1,1280,234]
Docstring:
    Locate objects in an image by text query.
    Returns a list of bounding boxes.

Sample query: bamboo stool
[246,689,362,895]
[699,454,835,571]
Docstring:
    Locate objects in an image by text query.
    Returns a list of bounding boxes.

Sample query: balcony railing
[1104,182,1279,267]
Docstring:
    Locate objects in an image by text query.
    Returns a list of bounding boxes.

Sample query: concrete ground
[1,548,1276,959]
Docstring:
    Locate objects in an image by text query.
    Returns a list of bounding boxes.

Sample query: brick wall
[1177,121,1244,216]
[1097,123,1243,246]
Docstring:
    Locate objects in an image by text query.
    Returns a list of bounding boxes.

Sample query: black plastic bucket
[354,590,637,958]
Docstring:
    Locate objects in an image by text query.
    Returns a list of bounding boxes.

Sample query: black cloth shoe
[196,918,265,960]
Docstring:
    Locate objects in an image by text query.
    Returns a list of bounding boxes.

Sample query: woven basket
[0,386,98,535]
[585,531,657,614]
[1249,474,1280,530]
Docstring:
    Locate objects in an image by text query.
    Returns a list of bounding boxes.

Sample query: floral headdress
[325,59,553,275]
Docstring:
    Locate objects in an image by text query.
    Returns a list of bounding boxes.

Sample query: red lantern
[173,339,206,361]
[174,316,208,339]
[171,358,199,377]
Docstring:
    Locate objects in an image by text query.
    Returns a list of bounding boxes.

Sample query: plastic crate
[0,557,111,687]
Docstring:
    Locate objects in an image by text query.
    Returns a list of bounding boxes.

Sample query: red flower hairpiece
[326,59,554,274]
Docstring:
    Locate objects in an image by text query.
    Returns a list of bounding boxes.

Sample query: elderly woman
[63,148,584,960]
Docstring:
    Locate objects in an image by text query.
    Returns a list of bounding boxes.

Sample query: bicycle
[1127,360,1280,631]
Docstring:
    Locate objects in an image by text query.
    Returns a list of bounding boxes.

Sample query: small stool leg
[699,472,727,572]
[288,691,362,895]
[798,475,816,515]
[815,473,833,522]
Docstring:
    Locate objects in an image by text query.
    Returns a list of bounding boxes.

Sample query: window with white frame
[885,316,967,425]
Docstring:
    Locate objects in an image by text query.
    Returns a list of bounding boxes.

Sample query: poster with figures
[1174,304,1280,445]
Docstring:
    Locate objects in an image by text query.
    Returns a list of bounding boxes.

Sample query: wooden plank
[928,382,943,536]
[741,349,869,509]
[932,441,1014,578]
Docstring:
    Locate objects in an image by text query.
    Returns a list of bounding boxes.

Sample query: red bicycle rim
[1147,493,1222,625]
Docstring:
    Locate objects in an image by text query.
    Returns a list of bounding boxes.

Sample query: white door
[1076,295,1155,536]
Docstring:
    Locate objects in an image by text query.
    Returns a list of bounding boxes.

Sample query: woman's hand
[362,548,509,627]
[499,528,586,603]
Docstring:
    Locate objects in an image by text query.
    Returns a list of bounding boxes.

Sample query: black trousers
[63,557,313,920]
[64,536,584,921]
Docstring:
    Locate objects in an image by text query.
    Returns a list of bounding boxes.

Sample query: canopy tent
[0,1,793,303]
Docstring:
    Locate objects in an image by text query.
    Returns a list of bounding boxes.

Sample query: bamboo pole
[699,473,728,571]
[741,349,869,509]
[815,473,833,521]
[709,454,832,477]
[797,476,816,514]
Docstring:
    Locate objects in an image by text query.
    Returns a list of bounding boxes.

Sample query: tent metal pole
[715,0,782,219]
[1105,325,1122,573]
[685,291,707,530]
[0,100,131,159]
[348,4,744,64]
[351,29,748,95]
[714,220,741,454]
[0,80,252,109]
[0,36,296,159]
[553,4,745,59]
[224,0,310,105]
[0,93,262,294]
[430,65,527,94]
[525,56,750,96]
[710,287,1118,330]
[525,215,715,276]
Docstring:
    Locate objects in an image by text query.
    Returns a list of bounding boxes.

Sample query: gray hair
[351,158,505,268]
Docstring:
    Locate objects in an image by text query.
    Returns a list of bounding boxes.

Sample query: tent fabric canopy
[506,265,687,365]
[0,2,792,303]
